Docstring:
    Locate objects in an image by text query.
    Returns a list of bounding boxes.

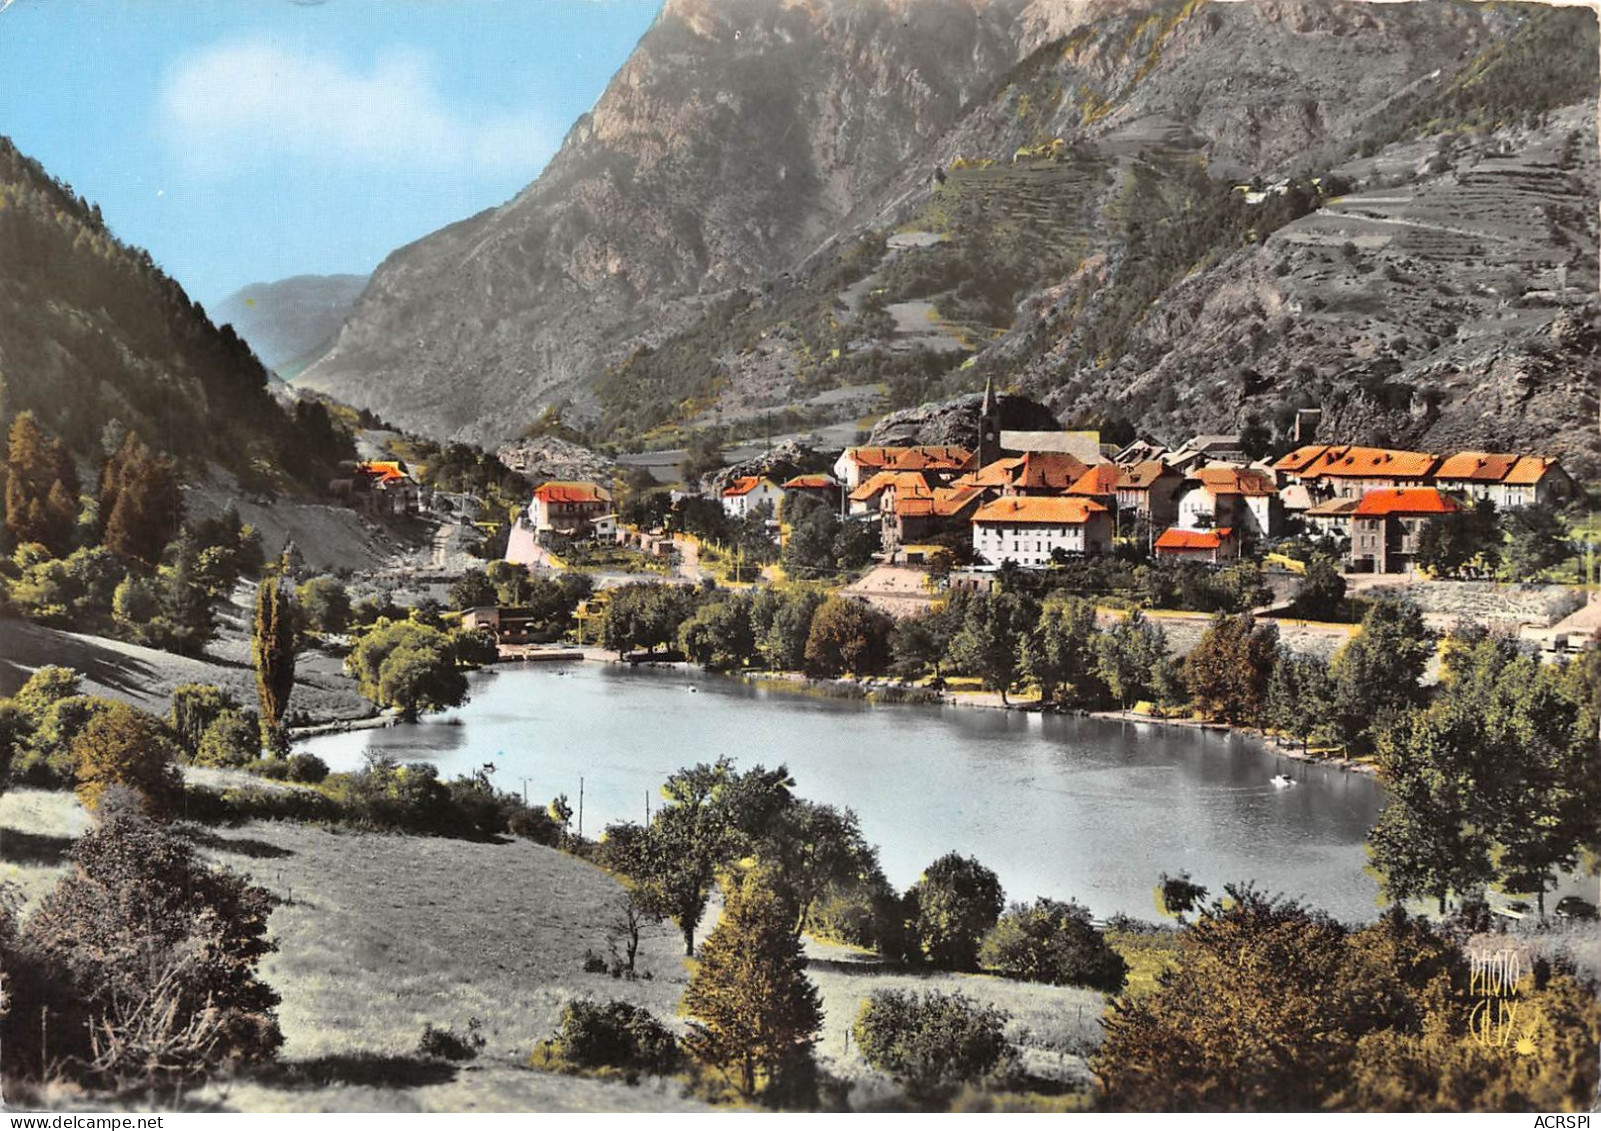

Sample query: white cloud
[157,41,555,176]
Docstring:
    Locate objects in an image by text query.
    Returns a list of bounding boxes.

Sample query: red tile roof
[959,457,1024,489]
[781,473,838,490]
[1116,460,1177,490]
[1273,444,1333,474]
[972,497,1108,525]
[1503,456,1561,486]
[534,481,608,504]
[1300,445,1438,480]
[1155,527,1234,551]
[1191,467,1277,496]
[1067,463,1122,497]
[1431,452,1520,482]
[851,470,927,504]
[845,446,973,472]
[356,460,412,486]
[896,485,985,518]
[722,476,776,498]
[1016,452,1091,490]
[1352,488,1459,516]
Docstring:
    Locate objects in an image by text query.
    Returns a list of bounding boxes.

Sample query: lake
[299,661,1389,922]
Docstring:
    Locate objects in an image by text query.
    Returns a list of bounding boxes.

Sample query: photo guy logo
[1467,946,1536,1055]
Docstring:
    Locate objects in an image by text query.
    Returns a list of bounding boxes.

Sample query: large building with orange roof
[1349,487,1459,574]
[530,480,612,534]
[1275,444,1440,499]
[971,496,1112,567]
[1430,452,1571,510]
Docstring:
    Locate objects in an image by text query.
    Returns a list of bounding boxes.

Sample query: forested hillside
[0,137,351,489]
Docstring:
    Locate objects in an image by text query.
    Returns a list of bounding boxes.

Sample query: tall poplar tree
[252,553,297,756]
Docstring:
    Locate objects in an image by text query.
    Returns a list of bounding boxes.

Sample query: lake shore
[714,665,1379,777]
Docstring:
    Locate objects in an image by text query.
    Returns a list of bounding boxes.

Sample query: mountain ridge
[299,0,1600,474]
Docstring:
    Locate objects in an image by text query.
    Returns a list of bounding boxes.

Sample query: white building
[971,496,1112,568]
[721,476,783,519]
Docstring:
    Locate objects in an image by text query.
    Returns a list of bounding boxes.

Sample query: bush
[543,1000,680,1076]
[979,898,1128,991]
[417,1019,485,1062]
[71,701,182,817]
[852,989,1016,1108]
[286,752,329,784]
[248,752,329,784]
[12,811,282,1087]
[196,708,261,767]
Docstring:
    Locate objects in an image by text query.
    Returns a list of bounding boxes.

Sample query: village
[332,377,1589,672]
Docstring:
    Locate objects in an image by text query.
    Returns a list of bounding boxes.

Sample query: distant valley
[214,273,370,378]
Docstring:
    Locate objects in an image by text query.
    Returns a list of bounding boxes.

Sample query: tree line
[1,411,268,656]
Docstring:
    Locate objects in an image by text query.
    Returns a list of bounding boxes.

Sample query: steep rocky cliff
[300,0,1032,439]
[299,0,1600,474]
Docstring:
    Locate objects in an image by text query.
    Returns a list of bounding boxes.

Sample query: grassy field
[0,787,1115,1112]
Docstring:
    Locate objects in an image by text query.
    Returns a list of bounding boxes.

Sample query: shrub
[248,752,329,784]
[15,811,282,1087]
[417,1019,485,1062]
[545,1000,680,1076]
[852,989,1016,1108]
[195,708,261,767]
[979,898,1128,991]
[169,683,237,760]
[286,752,329,784]
[10,693,116,789]
[70,701,183,817]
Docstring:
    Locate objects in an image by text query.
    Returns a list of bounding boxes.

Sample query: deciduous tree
[908,852,1005,971]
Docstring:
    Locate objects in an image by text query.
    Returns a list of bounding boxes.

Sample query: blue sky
[0,0,662,304]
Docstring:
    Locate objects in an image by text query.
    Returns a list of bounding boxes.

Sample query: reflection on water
[301,662,1389,922]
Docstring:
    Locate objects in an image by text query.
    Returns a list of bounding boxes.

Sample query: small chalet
[1154,526,1239,564]
[340,460,421,516]
[971,496,1111,567]
[1175,467,1278,540]
[721,476,783,519]
[1349,488,1458,574]
[1430,452,1571,510]
[530,481,612,535]
[832,446,973,490]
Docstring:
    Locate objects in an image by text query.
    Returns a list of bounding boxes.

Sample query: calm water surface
[300,662,1388,921]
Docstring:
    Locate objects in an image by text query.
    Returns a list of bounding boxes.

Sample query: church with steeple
[978,374,1001,469]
